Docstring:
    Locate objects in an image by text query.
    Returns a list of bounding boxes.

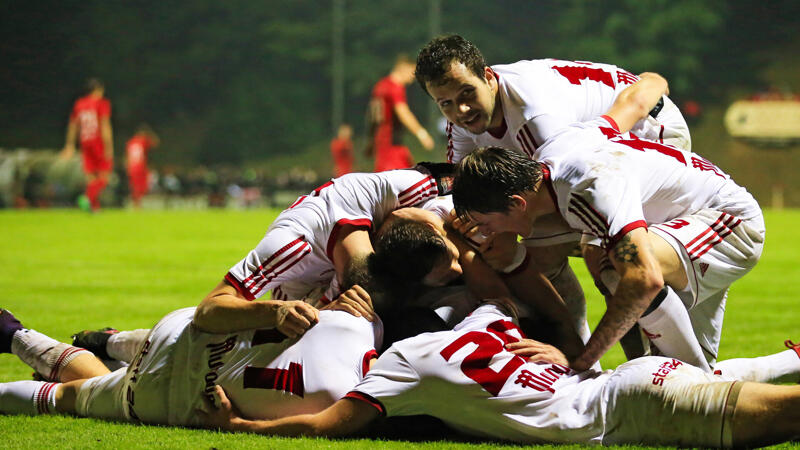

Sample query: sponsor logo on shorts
[651,358,683,386]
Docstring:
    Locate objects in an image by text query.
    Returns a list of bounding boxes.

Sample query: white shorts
[601,356,740,447]
[74,367,128,421]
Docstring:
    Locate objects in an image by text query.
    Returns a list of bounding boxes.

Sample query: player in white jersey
[0,298,380,426]
[415,35,691,349]
[193,166,452,337]
[197,240,800,448]
[451,121,767,375]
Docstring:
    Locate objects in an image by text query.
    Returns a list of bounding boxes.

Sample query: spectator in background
[330,123,354,177]
[367,54,434,172]
[61,78,113,212]
[126,124,160,209]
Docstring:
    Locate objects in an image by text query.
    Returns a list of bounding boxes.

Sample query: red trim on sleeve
[600,115,620,132]
[345,391,386,416]
[326,218,373,263]
[225,273,256,301]
[361,349,378,377]
[501,251,531,278]
[607,220,647,250]
[540,164,559,207]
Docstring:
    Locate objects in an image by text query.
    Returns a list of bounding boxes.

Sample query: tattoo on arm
[613,234,639,264]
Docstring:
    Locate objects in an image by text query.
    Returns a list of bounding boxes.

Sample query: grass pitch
[1,208,798,449]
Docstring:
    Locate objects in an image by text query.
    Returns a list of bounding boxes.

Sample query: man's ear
[508,194,527,213]
[484,66,496,87]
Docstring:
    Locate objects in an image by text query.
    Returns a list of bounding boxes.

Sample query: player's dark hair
[380,307,448,352]
[86,78,104,93]
[367,218,449,302]
[453,146,543,216]
[415,34,486,94]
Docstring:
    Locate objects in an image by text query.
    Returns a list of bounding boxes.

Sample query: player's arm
[100,116,113,160]
[193,280,319,337]
[62,118,78,158]
[393,102,434,150]
[569,227,663,371]
[604,72,669,133]
[325,225,376,320]
[201,385,378,437]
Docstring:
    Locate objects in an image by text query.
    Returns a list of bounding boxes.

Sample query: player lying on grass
[0,286,383,425]
[451,133,767,376]
[198,230,800,447]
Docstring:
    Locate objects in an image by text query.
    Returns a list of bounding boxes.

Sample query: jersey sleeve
[445,122,477,163]
[345,345,422,417]
[389,170,438,208]
[225,227,314,300]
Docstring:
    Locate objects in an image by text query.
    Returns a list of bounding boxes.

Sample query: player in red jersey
[61,78,114,212]
[126,124,160,209]
[330,123,354,177]
[367,55,434,172]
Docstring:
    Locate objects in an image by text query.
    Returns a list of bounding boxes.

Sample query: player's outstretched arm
[570,228,663,371]
[61,120,78,158]
[605,72,668,134]
[193,281,318,337]
[200,385,378,437]
[394,102,434,150]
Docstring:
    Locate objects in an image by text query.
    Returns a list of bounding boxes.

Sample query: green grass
[1,208,799,449]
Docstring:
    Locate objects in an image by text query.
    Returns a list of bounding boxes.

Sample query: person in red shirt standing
[367,55,434,172]
[330,123,354,177]
[61,78,114,212]
[126,124,160,209]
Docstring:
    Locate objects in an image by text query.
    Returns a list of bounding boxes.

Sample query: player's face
[467,209,525,236]
[426,62,498,134]
[422,236,463,287]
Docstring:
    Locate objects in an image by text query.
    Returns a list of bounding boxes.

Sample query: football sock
[11,329,91,381]
[713,349,800,383]
[86,178,108,210]
[106,329,150,363]
[637,286,712,372]
[0,380,58,415]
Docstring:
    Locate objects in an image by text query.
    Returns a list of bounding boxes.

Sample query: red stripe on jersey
[446,122,455,163]
[319,294,331,305]
[552,65,614,88]
[225,272,256,300]
[515,131,534,157]
[312,180,334,196]
[572,195,609,228]
[600,115,620,132]
[399,185,437,208]
[242,237,306,285]
[568,206,604,239]
[398,176,436,204]
[568,196,608,239]
[521,124,539,151]
[288,195,307,209]
[345,391,386,416]
[658,125,665,144]
[607,220,647,250]
[361,349,378,377]
[326,218,373,263]
[243,362,304,397]
[250,243,312,294]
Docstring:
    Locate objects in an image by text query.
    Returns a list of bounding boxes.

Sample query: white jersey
[538,118,760,250]
[90,308,381,426]
[347,304,742,447]
[226,169,448,304]
[446,59,690,164]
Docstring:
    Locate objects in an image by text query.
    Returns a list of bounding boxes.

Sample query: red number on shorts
[662,219,690,230]
[613,138,687,165]
[439,320,525,396]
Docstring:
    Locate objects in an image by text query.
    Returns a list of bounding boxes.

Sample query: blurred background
[1,0,799,209]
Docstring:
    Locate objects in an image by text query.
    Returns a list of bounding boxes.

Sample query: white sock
[0,380,59,415]
[637,287,711,372]
[714,349,800,383]
[106,329,150,363]
[11,329,91,381]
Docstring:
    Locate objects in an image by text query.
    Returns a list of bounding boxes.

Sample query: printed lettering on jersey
[651,359,683,386]
[551,63,614,88]
[205,337,238,402]
[78,111,99,141]
[691,156,726,179]
[514,364,569,394]
[616,70,638,85]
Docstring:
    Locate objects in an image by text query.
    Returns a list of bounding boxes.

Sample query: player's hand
[197,385,243,431]
[450,212,493,250]
[321,285,375,321]
[275,300,319,338]
[60,145,75,160]
[506,339,569,366]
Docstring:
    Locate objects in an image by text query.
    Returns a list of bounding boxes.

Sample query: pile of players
[3,35,799,447]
